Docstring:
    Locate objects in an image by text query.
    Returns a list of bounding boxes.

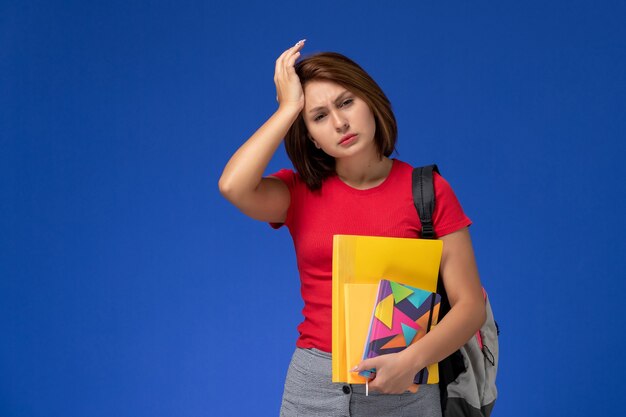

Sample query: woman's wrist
[401,343,428,376]
[277,101,303,117]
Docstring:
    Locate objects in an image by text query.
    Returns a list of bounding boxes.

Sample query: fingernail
[296,39,306,45]
[350,366,358,372]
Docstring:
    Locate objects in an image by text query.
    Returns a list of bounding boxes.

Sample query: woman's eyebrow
[308,91,351,113]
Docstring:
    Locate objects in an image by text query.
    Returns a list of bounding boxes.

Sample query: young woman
[219,40,486,417]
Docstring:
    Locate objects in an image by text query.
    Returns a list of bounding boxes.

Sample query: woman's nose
[331,111,348,131]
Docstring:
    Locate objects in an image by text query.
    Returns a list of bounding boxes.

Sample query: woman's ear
[308,134,321,149]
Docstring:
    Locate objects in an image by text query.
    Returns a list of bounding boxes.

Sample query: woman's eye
[340,99,353,107]
[314,114,326,121]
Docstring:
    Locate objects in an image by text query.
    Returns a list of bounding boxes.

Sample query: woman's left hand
[351,351,420,394]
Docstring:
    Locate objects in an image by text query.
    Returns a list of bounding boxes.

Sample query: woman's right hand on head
[274,40,306,111]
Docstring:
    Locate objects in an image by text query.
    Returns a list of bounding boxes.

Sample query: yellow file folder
[332,234,443,384]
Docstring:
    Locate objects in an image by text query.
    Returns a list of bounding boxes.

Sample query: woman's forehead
[304,80,350,107]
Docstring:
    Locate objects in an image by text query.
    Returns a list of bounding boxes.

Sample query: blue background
[2,1,625,416]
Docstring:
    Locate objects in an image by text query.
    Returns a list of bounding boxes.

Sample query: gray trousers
[280,348,441,417]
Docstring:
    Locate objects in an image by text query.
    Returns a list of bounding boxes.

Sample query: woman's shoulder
[392,158,413,171]
[268,167,295,179]
[393,159,447,182]
[390,159,443,181]
[268,168,306,190]
[383,159,411,180]
[391,160,460,202]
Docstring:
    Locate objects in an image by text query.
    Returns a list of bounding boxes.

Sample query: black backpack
[412,165,499,417]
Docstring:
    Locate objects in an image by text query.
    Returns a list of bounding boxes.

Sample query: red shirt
[270,159,471,352]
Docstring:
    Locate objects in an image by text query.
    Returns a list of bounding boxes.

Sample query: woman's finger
[283,40,305,80]
[275,49,289,78]
[274,46,294,77]
[288,40,305,67]
[275,39,305,76]
[286,51,301,70]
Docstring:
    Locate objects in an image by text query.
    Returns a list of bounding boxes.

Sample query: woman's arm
[353,227,486,394]
[218,40,305,223]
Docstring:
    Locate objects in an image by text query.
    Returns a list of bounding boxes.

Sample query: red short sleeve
[267,168,297,229]
[432,172,472,237]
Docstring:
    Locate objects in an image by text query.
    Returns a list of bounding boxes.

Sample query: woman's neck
[335,155,394,190]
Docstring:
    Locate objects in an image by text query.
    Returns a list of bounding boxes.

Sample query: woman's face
[302,80,377,159]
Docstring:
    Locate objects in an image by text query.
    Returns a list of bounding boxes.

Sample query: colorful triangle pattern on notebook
[359,279,441,384]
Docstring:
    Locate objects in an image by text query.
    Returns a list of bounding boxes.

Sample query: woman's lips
[339,133,357,145]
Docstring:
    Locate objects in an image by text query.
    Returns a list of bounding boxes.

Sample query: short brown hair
[284,52,397,190]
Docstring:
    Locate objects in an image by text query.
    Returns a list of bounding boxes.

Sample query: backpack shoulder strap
[412,164,463,409]
[411,164,440,239]
[412,163,447,300]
